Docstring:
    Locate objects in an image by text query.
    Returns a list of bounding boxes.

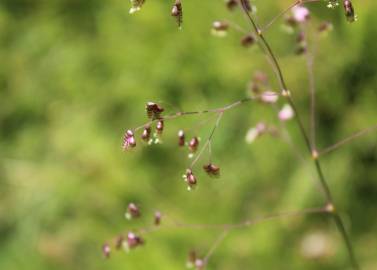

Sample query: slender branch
[190,112,224,168]
[319,124,377,156]
[260,0,321,35]
[133,97,252,132]
[305,33,317,151]
[239,2,360,269]
[136,206,327,234]
[203,229,229,264]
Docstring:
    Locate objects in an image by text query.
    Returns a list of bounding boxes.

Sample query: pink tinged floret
[292,6,310,23]
[278,104,295,121]
[260,91,279,103]
[123,130,136,150]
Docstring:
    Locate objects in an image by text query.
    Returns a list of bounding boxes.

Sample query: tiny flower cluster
[186,250,205,270]
[103,203,163,258]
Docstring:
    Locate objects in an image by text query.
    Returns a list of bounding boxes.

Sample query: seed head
[225,0,238,10]
[211,21,229,37]
[154,211,162,226]
[126,202,141,219]
[184,169,197,190]
[241,34,255,48]
[129,0,145,14]
[278,104,295,121]
[292,6,310,23]
[156,120,164,135]
[102,243,111,258]
[203,163,220,178]
[141,125,152,142]
[146,102,164,120]
[171,0,183,28]
[189,137,200,152]
[195,259,205,270]
[123,130,136,150]
[127,232,144,249]
[343,0,356,22]
[178,130,185,146]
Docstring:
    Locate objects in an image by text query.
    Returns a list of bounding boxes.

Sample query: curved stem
[239,2,360,269]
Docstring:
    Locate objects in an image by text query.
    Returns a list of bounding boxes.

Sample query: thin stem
[319,124,377,156]
[136,206,327,234]
[133,98,251,132]
[203,229,229,264]
[261,0,300,33]
[260,0,322,34]
[239,2,360,269]
[302,22,319,151]
[190,112,223,168]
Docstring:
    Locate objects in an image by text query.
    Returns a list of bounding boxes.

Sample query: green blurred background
[0,0,376,269]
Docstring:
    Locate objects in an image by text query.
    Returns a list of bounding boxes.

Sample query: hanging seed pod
[123,130,136,150]
[184,169,197,189]
[241,34,255,47]
[211,20,229,37]
[126,202,141,219]
[171,0,183,28]
[129,0,145,14]
[203,163,220,178]
[156,120,164,135]
[127,232,144,249]
[141,125,152,142]
[146,102,164,120]
[154,211,162,226]
[343,0,356,22]
[102,243,111,258]
[226,0,238,10]
[188,137,199,152]
[178,130,185,146]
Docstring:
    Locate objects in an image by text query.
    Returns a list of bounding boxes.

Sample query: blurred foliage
[0,0,376,270]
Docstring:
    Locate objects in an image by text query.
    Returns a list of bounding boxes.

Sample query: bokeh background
[0,0,376,269]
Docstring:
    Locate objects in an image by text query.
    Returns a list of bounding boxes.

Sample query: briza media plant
[103,1,376,269]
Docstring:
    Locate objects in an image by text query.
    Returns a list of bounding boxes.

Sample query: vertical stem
[239,2,360,269]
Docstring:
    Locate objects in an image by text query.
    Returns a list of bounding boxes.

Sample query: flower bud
[343,0,356,22]
[127,232,144,249]
[195,259,205,270]
[189,137,199,152]
[260,91,279,104]
[126,202,141,219]
[129,0,145,14]
[241,34,255,48]
[171,0,183,28]
[146,102,164,120]
[178,130,185,146]
[141,125,152,142]
[156,120,164,135]
[292,6,310,23]
[102,243,111,258]
[211,21,229,37]
[154,211,162,226]
[184,169,197,190]
[203,163,220,178]
[278,104,295,121]
[123,130,136,150]
[226,0,238,10]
